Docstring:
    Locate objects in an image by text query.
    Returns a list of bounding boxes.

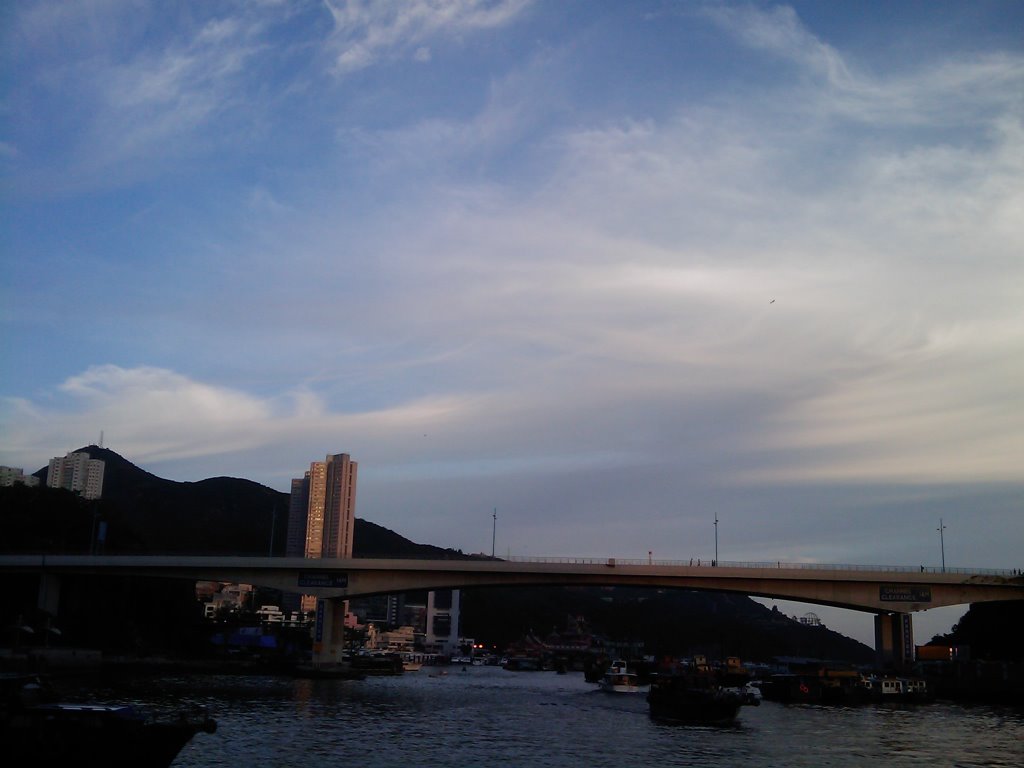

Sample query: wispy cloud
[324,0,533,74]
[703,3,1024,127]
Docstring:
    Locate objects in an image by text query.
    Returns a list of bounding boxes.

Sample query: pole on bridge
[937,518,947,573]
[492,508,497,558]
[714,513,718,565]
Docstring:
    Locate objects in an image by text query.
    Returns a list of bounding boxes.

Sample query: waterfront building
[425,588,461,657]
[363,624,418,655]
[351,593,406,627]
[46,451,105,499]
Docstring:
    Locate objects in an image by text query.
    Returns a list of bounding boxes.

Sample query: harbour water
[83,665,1022,767]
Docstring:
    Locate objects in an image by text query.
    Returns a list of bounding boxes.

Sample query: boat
[860,674,932,702]
[2,672,217,767]
[718,656,760,705]
[348,651,405,675]
[726,680,762,706]
[760,666,931,705]
[646,656,747,725]
[597,659,643,694]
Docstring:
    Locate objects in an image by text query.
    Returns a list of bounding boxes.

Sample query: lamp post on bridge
[492,508,497,559]
[714,513,718,566]
[937,518,947,572]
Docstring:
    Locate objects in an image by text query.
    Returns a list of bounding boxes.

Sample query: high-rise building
[285,476,311,559]
[285,452,357,559]
[285,452,358,613]
[47,452,105,499]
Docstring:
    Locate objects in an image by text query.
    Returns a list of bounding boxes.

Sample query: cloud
[0,365,494,476]
[3,3,1023,597]
[702,4,854,87]
[702,3,1024,128]
[303,4,1024,489]
[3,2,295,194]
[2,366,271,464]
[324,0,532,75]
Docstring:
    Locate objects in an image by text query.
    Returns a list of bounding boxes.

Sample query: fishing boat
[760,665,931,705]
[597,659,643,694]
[646,656,746,725]
[2,672,217,767]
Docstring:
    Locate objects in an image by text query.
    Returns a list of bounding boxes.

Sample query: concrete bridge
[3,554,1021,668]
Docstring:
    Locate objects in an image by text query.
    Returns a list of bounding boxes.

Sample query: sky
[2,0,1023,647]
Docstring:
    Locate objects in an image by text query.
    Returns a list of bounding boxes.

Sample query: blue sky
[3,1,1023,645]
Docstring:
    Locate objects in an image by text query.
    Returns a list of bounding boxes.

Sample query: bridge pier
[874,611,914,670]
[312,597,348,666]
[37,571,61,617]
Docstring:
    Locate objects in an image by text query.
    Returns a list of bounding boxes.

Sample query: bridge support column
[37,571,61,616]
[874,612,914,670]
[312,597,348,666]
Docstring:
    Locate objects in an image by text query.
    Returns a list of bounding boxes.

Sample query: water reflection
[76,666,1024,768]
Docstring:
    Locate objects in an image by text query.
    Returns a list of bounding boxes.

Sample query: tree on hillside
[928,601,1024,661]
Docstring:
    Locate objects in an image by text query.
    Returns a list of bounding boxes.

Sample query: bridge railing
[499,556,1017,577]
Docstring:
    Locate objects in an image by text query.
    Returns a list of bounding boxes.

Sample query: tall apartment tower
[47,451,105,499]
[285,453,358,613]
[285,453,357,559]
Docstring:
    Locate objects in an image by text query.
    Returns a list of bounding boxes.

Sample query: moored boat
[646,656,746,725]
[598,659,644,694]
[2,673,217,768]
[760,667,931,705]
[860,674,932,702]
[348,652,405,675]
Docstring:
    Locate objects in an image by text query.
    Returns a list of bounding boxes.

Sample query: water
[83,666,1023,767]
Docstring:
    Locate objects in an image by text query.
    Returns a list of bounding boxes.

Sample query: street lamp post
[492,508,497,558]
[714,513,718,566]
[937,518,947,572]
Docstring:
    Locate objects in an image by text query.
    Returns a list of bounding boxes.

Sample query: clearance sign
[297,572,348,588]
[879,585,932,603]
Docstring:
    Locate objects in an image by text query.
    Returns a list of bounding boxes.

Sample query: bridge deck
[2,554,1021,613]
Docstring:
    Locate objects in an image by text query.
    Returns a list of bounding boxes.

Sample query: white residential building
[0,466,40,487]
[47,451,105,499]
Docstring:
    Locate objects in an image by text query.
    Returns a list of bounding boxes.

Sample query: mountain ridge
[28,445,466,558]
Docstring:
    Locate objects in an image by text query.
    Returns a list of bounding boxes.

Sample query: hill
[926,600,1024,662]
[21,445,464,558]
[459,585,874,662]
[5,446,873,662]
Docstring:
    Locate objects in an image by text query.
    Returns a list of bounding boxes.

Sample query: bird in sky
[770,299,776,304]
